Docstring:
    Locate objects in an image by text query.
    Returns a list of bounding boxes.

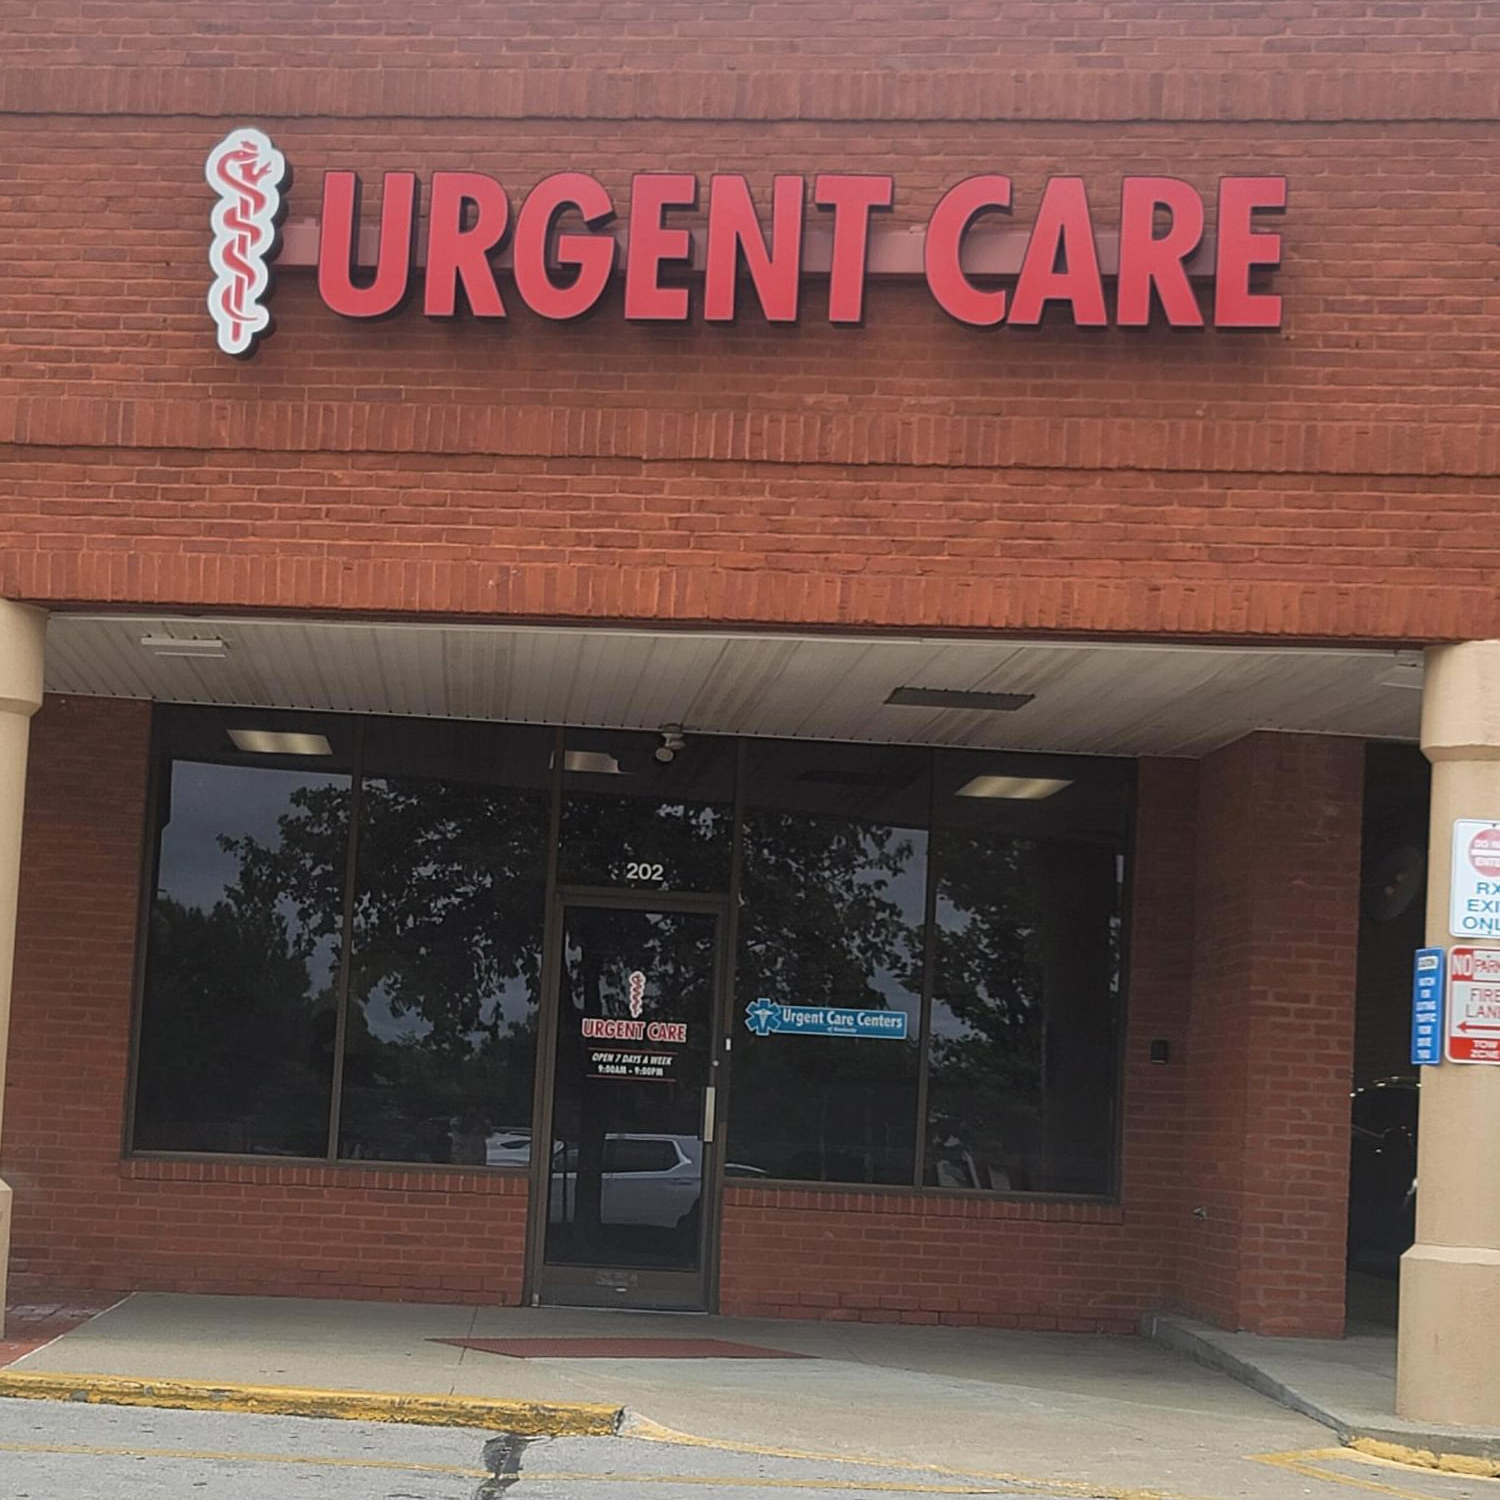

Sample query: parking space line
[1251,1447,1500,1498]
[627,1419,1225,1499]
[0,1436,1212,1498]
[0,1439,486,1478]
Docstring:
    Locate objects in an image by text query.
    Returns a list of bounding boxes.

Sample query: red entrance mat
[430,1337,813,1360]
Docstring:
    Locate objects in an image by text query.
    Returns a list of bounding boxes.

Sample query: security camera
[655,726,686,764]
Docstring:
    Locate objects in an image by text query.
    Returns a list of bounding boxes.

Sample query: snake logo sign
[206,126,288,358]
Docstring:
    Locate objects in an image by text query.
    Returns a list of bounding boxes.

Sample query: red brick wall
[719,759,1199,1331]
[1177,732,1364,1337]
[1,2,1497,642]
[2,696,530,1306]
[7,1,1494,71]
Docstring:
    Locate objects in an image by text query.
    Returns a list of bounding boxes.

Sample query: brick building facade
[0,4,1495,1390]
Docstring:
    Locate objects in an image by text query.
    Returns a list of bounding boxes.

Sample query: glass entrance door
[534,900,724,1310]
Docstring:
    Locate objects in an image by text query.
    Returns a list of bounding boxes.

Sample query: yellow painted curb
[1347,1436,1500,1479]
[0,1370,622,1436]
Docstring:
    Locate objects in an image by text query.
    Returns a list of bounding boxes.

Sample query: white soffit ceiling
[42,614,1422,759]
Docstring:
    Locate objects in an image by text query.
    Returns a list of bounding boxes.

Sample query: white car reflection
[484,1128,534,1167]
[548,1133,767,1229]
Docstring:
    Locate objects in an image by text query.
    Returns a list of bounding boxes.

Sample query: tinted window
[558,729,734,891]
[134,712,355,1156]
[337,719,551,1166]
[730,742,928,1184]
[925,752,1129,1196]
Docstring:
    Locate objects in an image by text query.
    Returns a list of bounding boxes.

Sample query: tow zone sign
[1446,946,1500,1064]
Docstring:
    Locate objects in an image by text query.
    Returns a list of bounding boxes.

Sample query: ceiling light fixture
[140,633,228,659]
[562,749,624,775]
[956,775,1073,800]
[655,726,686,764]
[227,728,333,757]
[1380,651,1425,691]
[886,686,1035,712]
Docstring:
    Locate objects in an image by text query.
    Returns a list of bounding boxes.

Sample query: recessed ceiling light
[886,687,1034,712]
[140,634,227,659]
[956,775,1073,800]
[228,729,333,757]
[1380,651,1425,690]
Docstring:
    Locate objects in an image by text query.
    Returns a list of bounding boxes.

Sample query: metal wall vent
[885,686,1035,712]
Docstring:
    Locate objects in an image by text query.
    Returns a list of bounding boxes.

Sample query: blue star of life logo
[745,998,781,1036]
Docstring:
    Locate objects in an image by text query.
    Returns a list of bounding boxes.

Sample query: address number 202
[625,861,665,882]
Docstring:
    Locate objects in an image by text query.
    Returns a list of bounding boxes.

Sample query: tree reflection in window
[133,713,551,1168]
[730,744,928,1184]
[338,720,551,1165]
[133,756,350,1157]
[925,755,1127,1197]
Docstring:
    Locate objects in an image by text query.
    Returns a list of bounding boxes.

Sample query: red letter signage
[423,171,509,319]
[924,175,1012,327]
[317,171,418,320]
[1214,176,1287,329]
[1009,177,1106,327]
[704,174,805,324]
[513,172,617,321]
[225,132,1294,354]
[1116,176,1205,327]
[624,173,699,322]
[813,174,894,325]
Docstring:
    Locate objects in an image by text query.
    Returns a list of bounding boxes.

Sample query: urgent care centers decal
[204,126,1287,358]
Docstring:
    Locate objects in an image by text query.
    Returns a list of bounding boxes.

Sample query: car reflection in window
[548,1132,768,1231]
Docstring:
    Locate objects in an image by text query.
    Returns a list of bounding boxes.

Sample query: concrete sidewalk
[0,1291,1493,1500]
[1149,1312,1500,1472]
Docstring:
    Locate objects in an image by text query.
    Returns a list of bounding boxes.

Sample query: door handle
[702,1085,717,1144]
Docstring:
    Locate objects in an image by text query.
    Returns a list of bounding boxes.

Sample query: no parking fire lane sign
[1447,946,1500,1064]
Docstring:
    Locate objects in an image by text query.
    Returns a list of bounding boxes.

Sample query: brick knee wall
[1178,733,1364,1338]
[719,1191,1140,1333]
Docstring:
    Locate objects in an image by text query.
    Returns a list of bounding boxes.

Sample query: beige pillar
[0,602,44,1320]
[1398,640,1500,1426]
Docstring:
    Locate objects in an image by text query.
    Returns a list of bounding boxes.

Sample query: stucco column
[0,602,44,1320]
[1398,640,1500,1426]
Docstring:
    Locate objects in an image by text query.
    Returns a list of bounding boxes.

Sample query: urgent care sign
[206,126,1286,359]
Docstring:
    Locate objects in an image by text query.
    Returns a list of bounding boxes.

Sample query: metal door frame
[523,885,733,1312]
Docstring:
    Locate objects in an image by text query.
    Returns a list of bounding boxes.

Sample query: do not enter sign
[1471,826,1500,878]
[1450,819,1500,939]
[1447,946,1500,1064]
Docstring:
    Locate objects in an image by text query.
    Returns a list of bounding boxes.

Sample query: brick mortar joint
[3,416,1497,483]
[118,1157,529,1196]
[1,65,1496,124]
[722,1190,1127,1224]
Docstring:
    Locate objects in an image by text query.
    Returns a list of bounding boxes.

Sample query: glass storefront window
[925,751,1129,1197]
[337,719,551,1166]
[130,706,1131,1202]
[730,742,929,1184]
[557,728,735,892]
[133,711,354,1157]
